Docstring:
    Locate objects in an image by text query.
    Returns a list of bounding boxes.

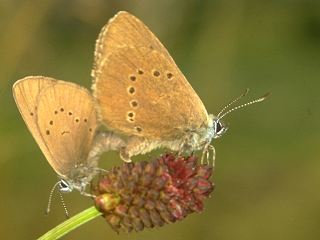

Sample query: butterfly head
[58,165,100,194]
[205,114,228,142]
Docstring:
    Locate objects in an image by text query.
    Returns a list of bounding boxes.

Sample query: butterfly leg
[81,191,96,198]
[209,145,216,168]
[201,144,216,166]
[119,147,131,162]
[94,167,108,173]
[201,147,209,164]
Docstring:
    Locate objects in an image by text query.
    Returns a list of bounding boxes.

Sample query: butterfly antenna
[218,92,270,120]
[217,88,250,118]
[45,181,60,216]
[45,181,70,218]
[58,190,70,218]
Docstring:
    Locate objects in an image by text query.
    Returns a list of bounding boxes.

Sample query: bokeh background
[1,0,320,239]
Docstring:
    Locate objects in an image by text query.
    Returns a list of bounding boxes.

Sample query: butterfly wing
[13,76,57,162]
[92,11,175,80]
[93,12,209,140]
[94,45,208,140]
[36,82,98,177]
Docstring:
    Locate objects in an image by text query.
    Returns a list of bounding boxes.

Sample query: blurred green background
[1,0,320,239]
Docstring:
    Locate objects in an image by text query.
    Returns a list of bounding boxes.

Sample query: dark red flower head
[92,153,214,233]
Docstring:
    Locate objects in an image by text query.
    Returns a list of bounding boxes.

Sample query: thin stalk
[37,206,102,240]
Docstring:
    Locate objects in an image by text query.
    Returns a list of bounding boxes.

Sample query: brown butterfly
[13,76,100,194]
[91,11,268,163]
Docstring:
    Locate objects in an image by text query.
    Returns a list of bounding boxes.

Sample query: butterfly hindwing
[36,82,98,176]
[94,46,208,140]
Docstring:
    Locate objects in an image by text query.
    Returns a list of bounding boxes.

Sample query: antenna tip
[260,92,271,101]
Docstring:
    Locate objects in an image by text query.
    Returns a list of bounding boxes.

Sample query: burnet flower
[92,153,214,233]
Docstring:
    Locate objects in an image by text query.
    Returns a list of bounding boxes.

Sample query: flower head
[92,153,214,233]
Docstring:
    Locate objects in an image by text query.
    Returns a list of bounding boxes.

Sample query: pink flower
[93,153,214,233]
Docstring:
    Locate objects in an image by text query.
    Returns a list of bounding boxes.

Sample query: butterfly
[13,76,100,194]
[91,11,268,164]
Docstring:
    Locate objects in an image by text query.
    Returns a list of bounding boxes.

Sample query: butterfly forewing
[92,11,175,81]
[12,76,57,161]
[35,82,97,177]
[95,46,209,140]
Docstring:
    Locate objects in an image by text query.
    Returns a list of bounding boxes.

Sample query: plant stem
[37,206,102,240]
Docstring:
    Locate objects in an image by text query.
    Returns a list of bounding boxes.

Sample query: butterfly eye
[59,180,72,193]
[214,120,226,138]
[216,122,222,133]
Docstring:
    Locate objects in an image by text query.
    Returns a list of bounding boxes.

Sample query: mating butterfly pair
[13,11,268,196]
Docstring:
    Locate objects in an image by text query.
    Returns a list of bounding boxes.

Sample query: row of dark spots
[127,69,142,96]
[53,108,88,123]
[127,70,140,122]
[45,107,92,135]
[127,69,175,96]
[129,69,173,82]
[127,71,138,124]
[127,69,149,133]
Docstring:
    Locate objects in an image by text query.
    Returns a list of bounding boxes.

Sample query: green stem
[37,206,102,240]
